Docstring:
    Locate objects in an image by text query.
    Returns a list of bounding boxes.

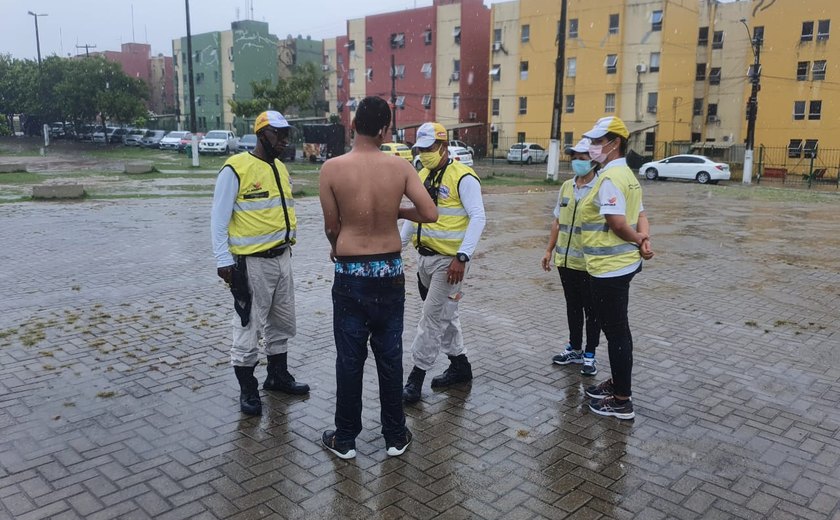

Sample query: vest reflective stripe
[553,179,586,270]
[224,153,297,256]
[411,161,479,256]
[578,164,642,276]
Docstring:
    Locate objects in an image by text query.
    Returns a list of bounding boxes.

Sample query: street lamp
[739,18,762,185]
[27,11,48,68]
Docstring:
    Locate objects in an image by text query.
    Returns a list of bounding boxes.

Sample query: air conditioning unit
[468,111,477,120]
[493,42,502,52]
[708,115,720,123]
[450,72,460,81]
[321,64,330,71]
[636,63,647,73]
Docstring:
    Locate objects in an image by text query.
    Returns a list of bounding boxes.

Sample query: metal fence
[756,145,840,188]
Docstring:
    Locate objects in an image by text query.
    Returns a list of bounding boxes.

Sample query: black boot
[264,353,310,395]
[234,365,262,416]
[431,355,473,388]
[403,367,426,403]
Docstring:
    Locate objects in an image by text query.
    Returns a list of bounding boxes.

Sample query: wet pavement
[1,182,840,519]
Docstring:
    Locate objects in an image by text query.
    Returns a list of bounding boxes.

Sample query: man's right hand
[217,265,233,284]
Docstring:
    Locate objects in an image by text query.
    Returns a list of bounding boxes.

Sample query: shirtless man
[319,96,438,460]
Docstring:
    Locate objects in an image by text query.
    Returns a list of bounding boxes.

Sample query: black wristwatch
[456,252,470,263]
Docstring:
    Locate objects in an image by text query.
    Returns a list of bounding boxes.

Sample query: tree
[229,62,321,117]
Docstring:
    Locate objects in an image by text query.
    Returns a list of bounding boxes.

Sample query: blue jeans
[331,272,407,447]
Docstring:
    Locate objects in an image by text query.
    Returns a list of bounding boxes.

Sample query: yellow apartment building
[487,1,522,150]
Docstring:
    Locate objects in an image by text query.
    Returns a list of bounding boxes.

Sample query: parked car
[639,154,730,184]
[236,134,258,153]
[180,132,203,152]
[380,142,413,161]
[449,140,475,157]
[159,131,189,150]
[507,142,547,164]
[92,126,115,144]
[123,128,147,146]
[413,145,473,169]
[140,130,166,148]
[76,124,96,141]
[49,122,70,139]
[198,130,238,155]
[108,128,128,144]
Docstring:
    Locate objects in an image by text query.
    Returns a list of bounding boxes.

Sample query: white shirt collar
[602,157,628,170]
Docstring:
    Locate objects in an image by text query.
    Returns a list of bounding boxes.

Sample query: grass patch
[0,172,45,183]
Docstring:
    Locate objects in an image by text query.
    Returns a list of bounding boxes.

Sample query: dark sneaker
[322,430,356,460]
[386,429,413,457]
[580,354,597,376]
[584,379,614,399]
[588,396,635,420]
[553,349,584,365]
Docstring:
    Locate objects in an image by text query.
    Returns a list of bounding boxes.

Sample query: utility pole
[741,19,761,185]
[27,11,48,68]
[546,0,567,181]
[185,0,199,166]
[76,43,97,57]
[390,54,398,142]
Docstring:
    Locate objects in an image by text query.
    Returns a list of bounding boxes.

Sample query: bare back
[320,146,422,256]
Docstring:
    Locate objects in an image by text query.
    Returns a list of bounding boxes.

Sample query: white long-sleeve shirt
[210,166,239,268]
[400,173,486,258]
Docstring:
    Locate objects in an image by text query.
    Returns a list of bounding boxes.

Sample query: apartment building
[325,0,490,150]
[96,43,175,115]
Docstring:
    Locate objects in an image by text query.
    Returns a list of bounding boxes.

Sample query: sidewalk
[1,182,839,519]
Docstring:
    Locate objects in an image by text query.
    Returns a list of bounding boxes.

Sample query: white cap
[414,122,448,148]
[566,137,591,154]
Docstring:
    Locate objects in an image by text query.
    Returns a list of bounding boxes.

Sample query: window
[644,132,655,153]
[698,27,709,46]
[424,29,433,45]
[695,63,705,81]
[605,93,615,113]
[804,139,818,158]
[801,21,814,42]
[709,67,721,85]
[651,10,663,31]
[173,54,178,66]
[489,64,501,81]
[365,37,373,52]
[195,72,204,84]
[365,67,373,81]
[647,92,658,114]
[391,64,405,79]
[788,139,803,158]
[519,96,527,115]
[336,101,344,112]
[818,20,830,40]
[336,77,343,88]
[194,51,200,63]
[712,31,724,49]
[693,98,703,116]
[569,18,579,38]
[609,14,619,35]
[395,96,405,109]
[492,98,500,116]
[797,61,809,80]
[337,54,343,66]
[707,103,718,122]
[565,95,575,113]
[453,26,461,44]
[567,57,577,77]
[520,61,529,80]
[215,94,220,106]
[649,52,660,73]
[812,60,827,80]
[753,26,765,45]
[563,132,573,147]
[605,54,618,74]
[521,24,530,43]
[517,132,526,143]
[808,100,822,120]
[390,33,405,49]
[422,94,432,109]
[348,98,357,111]
[453,93,460,109]
[494,28,502,44]
[421,62,432,79]
[793,101,806,120]
[214,70,219,82]
[691,132,701,143]
[347,40,355,52]
[348,69,355,83]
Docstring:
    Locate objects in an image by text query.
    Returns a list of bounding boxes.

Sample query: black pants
[589,265,640,397]
[557,267,599,354]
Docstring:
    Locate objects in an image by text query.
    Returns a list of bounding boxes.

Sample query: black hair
[354,96,392,137]
[605,132,628,156]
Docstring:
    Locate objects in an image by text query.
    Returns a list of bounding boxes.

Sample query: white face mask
[588,140,614,165]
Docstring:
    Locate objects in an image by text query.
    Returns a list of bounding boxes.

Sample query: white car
[92,126,115,144]
[199,130,238,155]
[413,146,474,169]
[449,140,475,157]
[507,142,548,164]
[639,154,730,184]
[160,131,189,150]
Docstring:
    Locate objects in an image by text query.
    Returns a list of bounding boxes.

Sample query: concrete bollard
[32,184,86,199]
[123,161,154,174]
[0,163,25,173]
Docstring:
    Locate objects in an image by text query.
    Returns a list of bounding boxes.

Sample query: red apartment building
[97,43,175,116]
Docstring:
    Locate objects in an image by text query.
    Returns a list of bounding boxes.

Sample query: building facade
[97,42,175,116]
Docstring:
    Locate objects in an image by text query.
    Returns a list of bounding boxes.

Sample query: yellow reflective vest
[578,163,642,276]
[553,178,587,271]
[223,153,297,256]
[410,160,480,256]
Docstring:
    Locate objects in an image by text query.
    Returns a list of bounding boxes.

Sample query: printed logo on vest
[438,185,450,199]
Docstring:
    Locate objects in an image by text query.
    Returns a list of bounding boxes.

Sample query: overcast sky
[1,0,500,61]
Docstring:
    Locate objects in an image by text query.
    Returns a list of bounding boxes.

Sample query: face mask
[571,159,593,176]
[418,148,443,170]
[588,140,614,165]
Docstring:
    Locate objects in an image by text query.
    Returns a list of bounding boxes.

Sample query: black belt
[248,244,288,258]
[418,246,442,257]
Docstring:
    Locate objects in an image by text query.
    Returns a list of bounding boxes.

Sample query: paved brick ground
[1,182,839,519]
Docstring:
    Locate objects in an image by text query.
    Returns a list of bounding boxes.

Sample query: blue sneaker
[553,348,583,365]
[581,353,597,376]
